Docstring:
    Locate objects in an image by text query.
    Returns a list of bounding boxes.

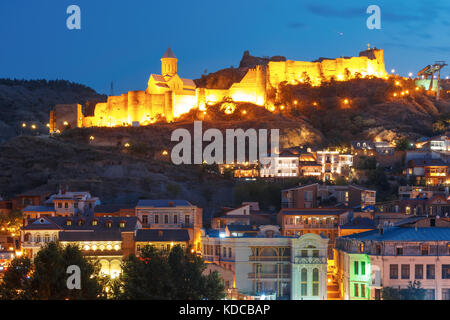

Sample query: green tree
[0,256,34,300]
[395,137,413,151]
[117,245,225,300]
[32,242,103,300]
[382,281,426,300]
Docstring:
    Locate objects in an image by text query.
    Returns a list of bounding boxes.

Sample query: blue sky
[0,0,449,94]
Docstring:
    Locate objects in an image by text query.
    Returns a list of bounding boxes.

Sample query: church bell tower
[161,47,178,79]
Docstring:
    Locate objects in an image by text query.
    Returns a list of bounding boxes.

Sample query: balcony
[294,256,327,264]
[249,256,290,262]
[284,224,337,229]
[248,272,290,279]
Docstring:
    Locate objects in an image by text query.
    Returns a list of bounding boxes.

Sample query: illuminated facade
[21,216,140,278]
[202,226,329,300]
[50,48,387,130]
[335,226,450,300]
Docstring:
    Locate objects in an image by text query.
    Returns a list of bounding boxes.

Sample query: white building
[202,225,329,300]
[260,150,299,178]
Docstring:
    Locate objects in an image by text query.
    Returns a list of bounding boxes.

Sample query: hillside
[0,79,106,142]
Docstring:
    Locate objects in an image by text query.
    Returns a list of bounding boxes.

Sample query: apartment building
[316,150,353,181]
[135,200,202,252]
[335,226,450,300]
[260,150,299,178]
[202,225,329,300]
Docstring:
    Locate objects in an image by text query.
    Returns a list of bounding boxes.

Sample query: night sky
[1,0,449,95]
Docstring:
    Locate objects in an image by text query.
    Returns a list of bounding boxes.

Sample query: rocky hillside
[0,79,106,142]
[0,135,234,218]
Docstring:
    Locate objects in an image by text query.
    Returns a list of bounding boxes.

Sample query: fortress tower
[161,47,178,80]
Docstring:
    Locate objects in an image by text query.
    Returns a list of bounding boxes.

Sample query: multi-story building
[375,195,450,217]
[22,190,100,220]
[316,150,353,181]
[135,200,202,252]
[21,216,140,278]
[277,208,352,259]
[351,141,376,157]
[406,158,449,186]
[281,183,375,210]
[202,225,329,300]
[260,150,299,178]
[335,226,450,300]
[398,185,449,200]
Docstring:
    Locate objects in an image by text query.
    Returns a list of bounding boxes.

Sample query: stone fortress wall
[50,48,386,132]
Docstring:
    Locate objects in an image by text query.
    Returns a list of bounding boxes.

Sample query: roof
[59,231,122,242]
[22,216,138,232]
[340,217,376,230]
[408,158,447,167]
[94,204,135,214]
[342,227,450,241]
[181,78,196,87]
[136,200,193,208]
[279,208,349,216]
[227,225,257,232]
[162,47,177,59]
[135,229,190,242]
[351,141,375,149]
[23,205,55,212]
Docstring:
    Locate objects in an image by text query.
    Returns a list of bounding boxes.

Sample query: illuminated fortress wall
[267,48,387,87]
[51,48,386,130]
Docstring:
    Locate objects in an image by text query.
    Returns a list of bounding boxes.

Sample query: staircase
[327,279,341,300]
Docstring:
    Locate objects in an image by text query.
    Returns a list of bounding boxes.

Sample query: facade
[135,200,202,252]
[202,226,329,300]
[277,208,351,259]
[281,183,375,210]
[21,216,140,278]
[375,195,450,217]
[260,150,299,178]
[335,227,450,300]
[316,150,353,181]
[406,158,449,186]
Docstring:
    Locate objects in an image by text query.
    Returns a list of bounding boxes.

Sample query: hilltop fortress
[50,47,387,131]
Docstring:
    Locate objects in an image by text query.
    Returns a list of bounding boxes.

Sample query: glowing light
[391,69,395,73]
[221,102,236,115]
[124,142,131,148]
[242,110,247,115]
[280,105,285,110]
[114,244,120,251]
[343,99,349,104]
[84,245,90,251]
[46,123,50,128]
[408,72,413,77]
[63,121,69,126]
[31,124,36,129]
[89,136,95,141]
[337,74,344,81]
[293,100,298,105]
[107,244,112,250]
[393,93,398,97]
[395,81,400,86]
[22,123,26,128]
[162,150,168,156]
[92,245,97,251]
[415,87,419,91]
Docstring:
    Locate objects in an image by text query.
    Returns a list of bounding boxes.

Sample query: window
[78,219,84,226]
[174,215,178,224]
[164,215,169,224]
[430,218,436,227]
[142,215,148,225]
[35,234,41,242]
[137,245,141,251]
[442,265,450,279]
[405,206,411,215]
[354,261,359,275]
[228,247,232,258]
[354,283,359,297]
[44,234,50,243]
[442,289,450,300]
[361,284,366,298]
[421,244,429,256]
[154,215,159,224]
[424,289,435,300]
[396,247,403,256]
[312,250,319,258]
[361,262,366,275]
[426,264,435,279]
[223,247,226,257]
[66,220,72,226]
[401,264,410,279]
[415,264,423,279]
[375,244,381,255]
[106,221,112,228]
[64,202,68,208]
[92,220,98,226]
[301,250,308,257]
[74,202,78,209]
[390,264,398,279]
[301,268,308,296]
[58,202,62,208]
[312,268,319,296]
[359,243,364,253]
[119,222,125,228]
[185,215,190,225]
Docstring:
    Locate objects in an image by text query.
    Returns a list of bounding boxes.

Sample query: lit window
[119,222,126,228]
[92,220,98,226]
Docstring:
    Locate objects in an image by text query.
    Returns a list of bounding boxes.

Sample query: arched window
[312,268,319,296]
[24,233,31,242]
[301,268,308,296]
[35,234,41,243]
[44,234,50,243]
